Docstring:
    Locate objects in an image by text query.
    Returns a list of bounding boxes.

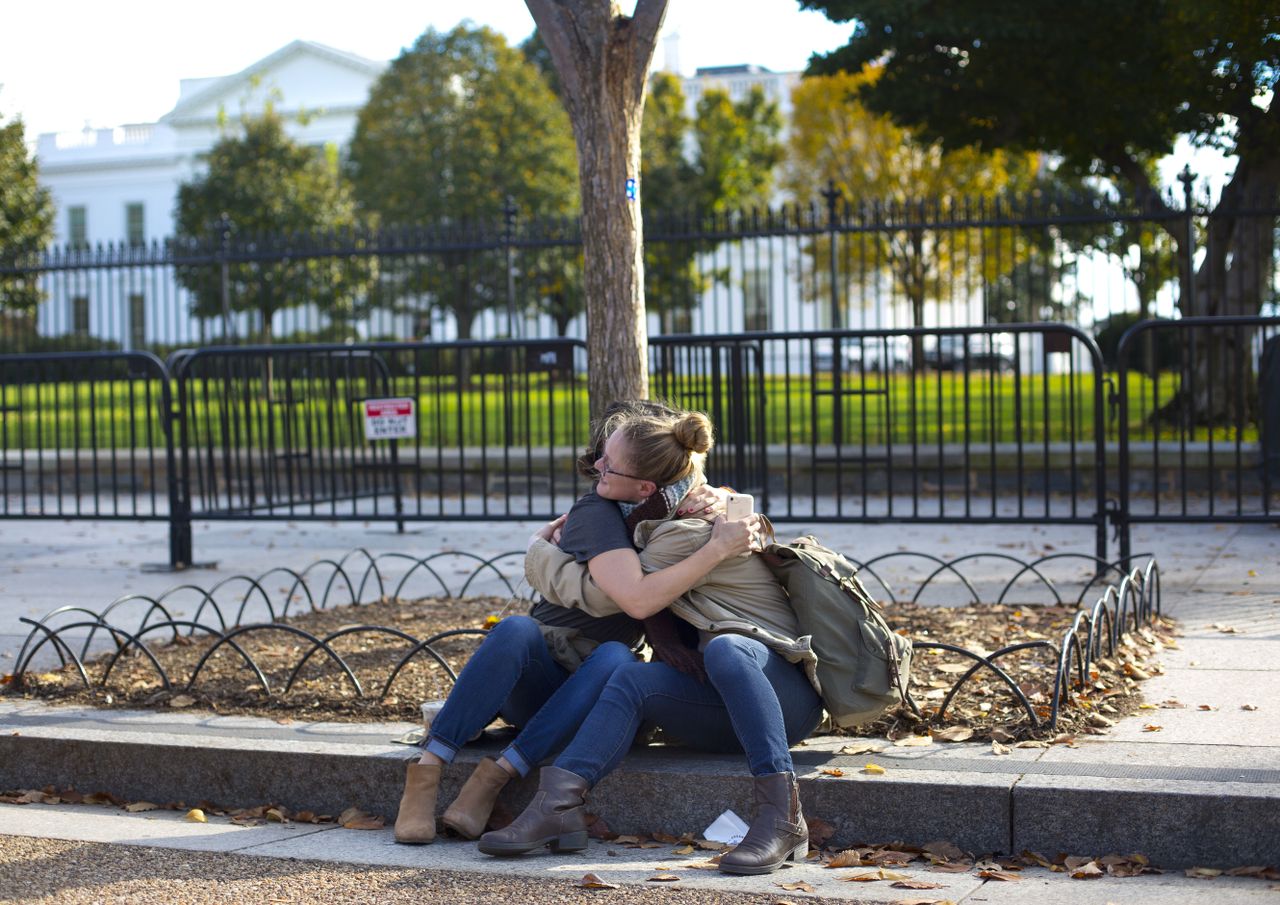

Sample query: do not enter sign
[363,398,416,440]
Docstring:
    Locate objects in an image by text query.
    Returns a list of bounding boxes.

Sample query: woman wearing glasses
[482,408,824,875]
[393,402,746,846]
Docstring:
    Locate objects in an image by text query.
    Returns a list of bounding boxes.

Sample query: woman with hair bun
[483,408,824,876]
[392,401,731,846]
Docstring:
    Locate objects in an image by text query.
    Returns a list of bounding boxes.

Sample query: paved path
[1,514,1278,901]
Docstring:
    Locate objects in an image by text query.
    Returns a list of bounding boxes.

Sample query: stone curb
[1,702,1276,868]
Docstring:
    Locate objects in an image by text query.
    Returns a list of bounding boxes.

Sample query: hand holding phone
[724,493,756,555]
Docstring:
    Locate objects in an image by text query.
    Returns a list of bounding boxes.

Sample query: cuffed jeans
[424,614,635,776]
[556,632,824,786]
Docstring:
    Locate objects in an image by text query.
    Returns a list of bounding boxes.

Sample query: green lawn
[0,370,1257,452]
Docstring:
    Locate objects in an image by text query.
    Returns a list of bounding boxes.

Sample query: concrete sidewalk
[1,516,1278,888]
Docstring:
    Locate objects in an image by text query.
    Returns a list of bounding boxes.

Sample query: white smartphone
[725,492,754,521]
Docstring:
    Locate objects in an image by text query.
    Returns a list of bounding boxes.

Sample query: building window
[68,207,87,248]
[744,268,770,331]
[129,294,146,348]
[126,203,145,247]
[72,297,90,335]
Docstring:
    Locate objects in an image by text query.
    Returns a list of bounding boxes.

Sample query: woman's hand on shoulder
[676,484,726,521]
[531,514,568,549]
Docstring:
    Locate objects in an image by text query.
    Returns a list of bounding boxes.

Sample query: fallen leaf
[990,727,1016,743]
[876,868,910,880]
[991,742,1011,756]
[1069,861,1104,879]
[932,726,974,742]
[695,839,728,851]
[646,874,680,882]
[1185,867,1222,879]
[184,808,207,823]
[861,763,886,775]
[923,841,967,862]
[778,881,814,892]
[584,813,615,840]
[576,873,619,889]
[843,871,881,882]
[820,768,845,777]
[168,694,196,709]
[1142,724,1163,732]
[839,741,884,755]
[893,879,946,889]
[124,801,159,813]
[806,817,835,848]
[929,862,973,873]
[1242,704,1259,711]
[1197,704,1216,711]
[673,845,695,855]
[1225,866,1269,877]
[978,870,1023,881]
[613,834,643,845]
[266,807,286,823]
[652,832,680,844]
[894,735,933,747]
[898,900,957,905]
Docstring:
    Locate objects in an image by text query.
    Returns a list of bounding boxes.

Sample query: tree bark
[525,0,668,420]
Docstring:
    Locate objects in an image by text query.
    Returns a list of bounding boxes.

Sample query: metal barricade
[653,325,1109,560]
[1115,316,1280,562]
[0,351,182,563]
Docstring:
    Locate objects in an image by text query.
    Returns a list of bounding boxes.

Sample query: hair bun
[672,411,714,455]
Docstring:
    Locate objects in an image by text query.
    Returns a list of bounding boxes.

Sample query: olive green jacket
[525,518,820,692]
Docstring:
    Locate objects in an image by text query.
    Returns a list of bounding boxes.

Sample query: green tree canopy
[641,72,784,330]
[173,105,369,341]
[0,107,54,322]
[347,24,578,340]
[783,66,1039,333]
[801,0,1279,318]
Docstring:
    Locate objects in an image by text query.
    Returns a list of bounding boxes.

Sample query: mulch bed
[5,595,1178,743]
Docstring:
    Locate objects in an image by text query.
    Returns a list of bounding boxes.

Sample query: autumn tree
[173,106,370,341]
[524,0,668,417]
[348,24,579,342]
[642,72,784,331]
[0,106,54,340]
[783,66,1038,359]
[803,0,1279,418]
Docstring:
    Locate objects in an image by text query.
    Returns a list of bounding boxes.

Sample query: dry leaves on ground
[9,595,1176,745]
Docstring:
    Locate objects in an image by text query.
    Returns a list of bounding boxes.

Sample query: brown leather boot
[393,762,441,844]
[441,757,512,839]
[477,765,589,856]
[718,772,809,875]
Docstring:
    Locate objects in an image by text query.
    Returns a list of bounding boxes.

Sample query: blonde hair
[616,410,714,487]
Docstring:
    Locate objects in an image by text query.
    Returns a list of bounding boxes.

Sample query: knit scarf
[619,473,698,532]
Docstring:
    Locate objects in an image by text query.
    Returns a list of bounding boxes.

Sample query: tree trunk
[525,0,668,421]
[1110,116,1280,428]
[1158,157,1280,426]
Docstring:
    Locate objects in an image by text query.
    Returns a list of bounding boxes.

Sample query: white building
[33,41,385,345]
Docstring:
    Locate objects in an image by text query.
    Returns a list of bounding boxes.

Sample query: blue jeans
[555,633,824,785]
[424,614,636,776]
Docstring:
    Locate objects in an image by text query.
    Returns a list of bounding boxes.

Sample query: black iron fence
[1114,315,1280,561]
[8,320,1275,569]
[3,188,1276,354]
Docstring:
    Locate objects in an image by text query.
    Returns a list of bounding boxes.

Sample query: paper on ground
[703,809,749,845]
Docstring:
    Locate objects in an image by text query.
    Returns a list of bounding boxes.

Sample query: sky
[0,0,1233,192]
[0,0,852,138]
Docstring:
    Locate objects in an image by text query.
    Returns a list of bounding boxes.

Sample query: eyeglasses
[597,458,646,482]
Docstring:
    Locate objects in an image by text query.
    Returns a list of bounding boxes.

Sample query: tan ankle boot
[718,772,809,875]
[393,762,441,844]
[441,757,512,839]
[477,766,589,856]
